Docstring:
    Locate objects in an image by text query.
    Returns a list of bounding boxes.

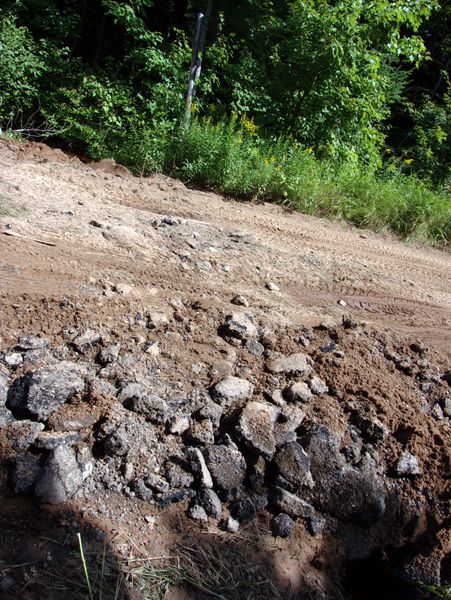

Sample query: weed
[147,118,450,246]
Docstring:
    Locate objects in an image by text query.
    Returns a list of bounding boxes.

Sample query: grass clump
[115,117,449,246]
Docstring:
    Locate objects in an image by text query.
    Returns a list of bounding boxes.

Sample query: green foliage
[161,117,450,244]
[403,88,451,184]
[0,16,44,123]
[219,0,435,165]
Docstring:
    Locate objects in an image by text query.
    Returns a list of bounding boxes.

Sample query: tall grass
[117,117,450,245]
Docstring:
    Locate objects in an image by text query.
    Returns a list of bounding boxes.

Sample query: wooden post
[183,1,212,129]
[184,12,204,129]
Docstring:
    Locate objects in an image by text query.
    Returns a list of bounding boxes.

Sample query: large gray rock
[305,425,386,527]
[204,443,247,490]
[15,336,51,351]
[273,442,313,490]
[236,401,279,459]
[98,343,121,365]
[186,419,215,446]
[213,377,254,406]
[308,376,328,395]
[222,312,258,341]
[35,431,81,450]
[7,362,85,421]
[34,446,85,504]
[103,418,157,459]
[0,406,14,426]
[230,493,268,524]
[268,353,312,377]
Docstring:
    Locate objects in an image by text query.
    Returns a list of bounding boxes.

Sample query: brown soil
[0,139,450,599]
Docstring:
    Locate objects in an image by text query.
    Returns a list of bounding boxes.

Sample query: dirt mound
[0,139,450,599]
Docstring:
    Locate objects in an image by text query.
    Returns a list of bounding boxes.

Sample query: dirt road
[0,139,449,353]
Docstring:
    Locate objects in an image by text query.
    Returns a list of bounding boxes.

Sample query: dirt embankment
[0,139,450,599]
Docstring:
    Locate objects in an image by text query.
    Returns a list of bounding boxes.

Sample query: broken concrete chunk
[72,329,102,353]
[34,446,85,504]
[268,353,312,377]
[196,403,223,427]
[98,343,121,365]
[273,442,313,490]
[244,339,265,357]
[286,381,312,403]
[269,487,316,519]
[230,493,268,524]
[4,353,22,367]
[188,505,208,522]
[147,312,169,329]
[0,406,14,426]
[7,362,85,421]
[213,376,254,406]
[393,450,421,477]
[230,294,249,307]
[15,336,51,351]
[236,401,279,459]
[145,473,170,493]
[169,415,190,435]
[203,444,247,490]
[0,368,9,404]
[222,312,258,341]
[186,447,214,489]
[353,414,389,443]
[197,489,222,518]
[272,513,295,538]
[308,376,328,395]
[34,431,81,450]
[125,394,171,425]
[186,419,215,446]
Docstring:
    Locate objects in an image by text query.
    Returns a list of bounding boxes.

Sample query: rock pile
[1,312,450,582]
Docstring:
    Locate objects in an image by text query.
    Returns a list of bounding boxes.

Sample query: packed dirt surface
[0,139,450,600]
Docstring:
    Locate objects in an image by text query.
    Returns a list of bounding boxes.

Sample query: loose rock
[286,381,312,403]
[188,505,208,522]
[309,376,328,395]
[236,401,279,459]
[10,453,42,494]
[34,446,86,504]
[272,513,295,538]
[213,376,254,406]
[204,443,247,490]
[268,353,312,377]
[393,450,421,477]
[222,312,258,341]
[273,442,313,490]
[197,489,222,518]
[186,447,214,489]
[7,362,85,421]
[231,294,249,307]
[72,329,102,353]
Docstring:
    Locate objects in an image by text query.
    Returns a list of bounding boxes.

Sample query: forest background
[0,0,449,243]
